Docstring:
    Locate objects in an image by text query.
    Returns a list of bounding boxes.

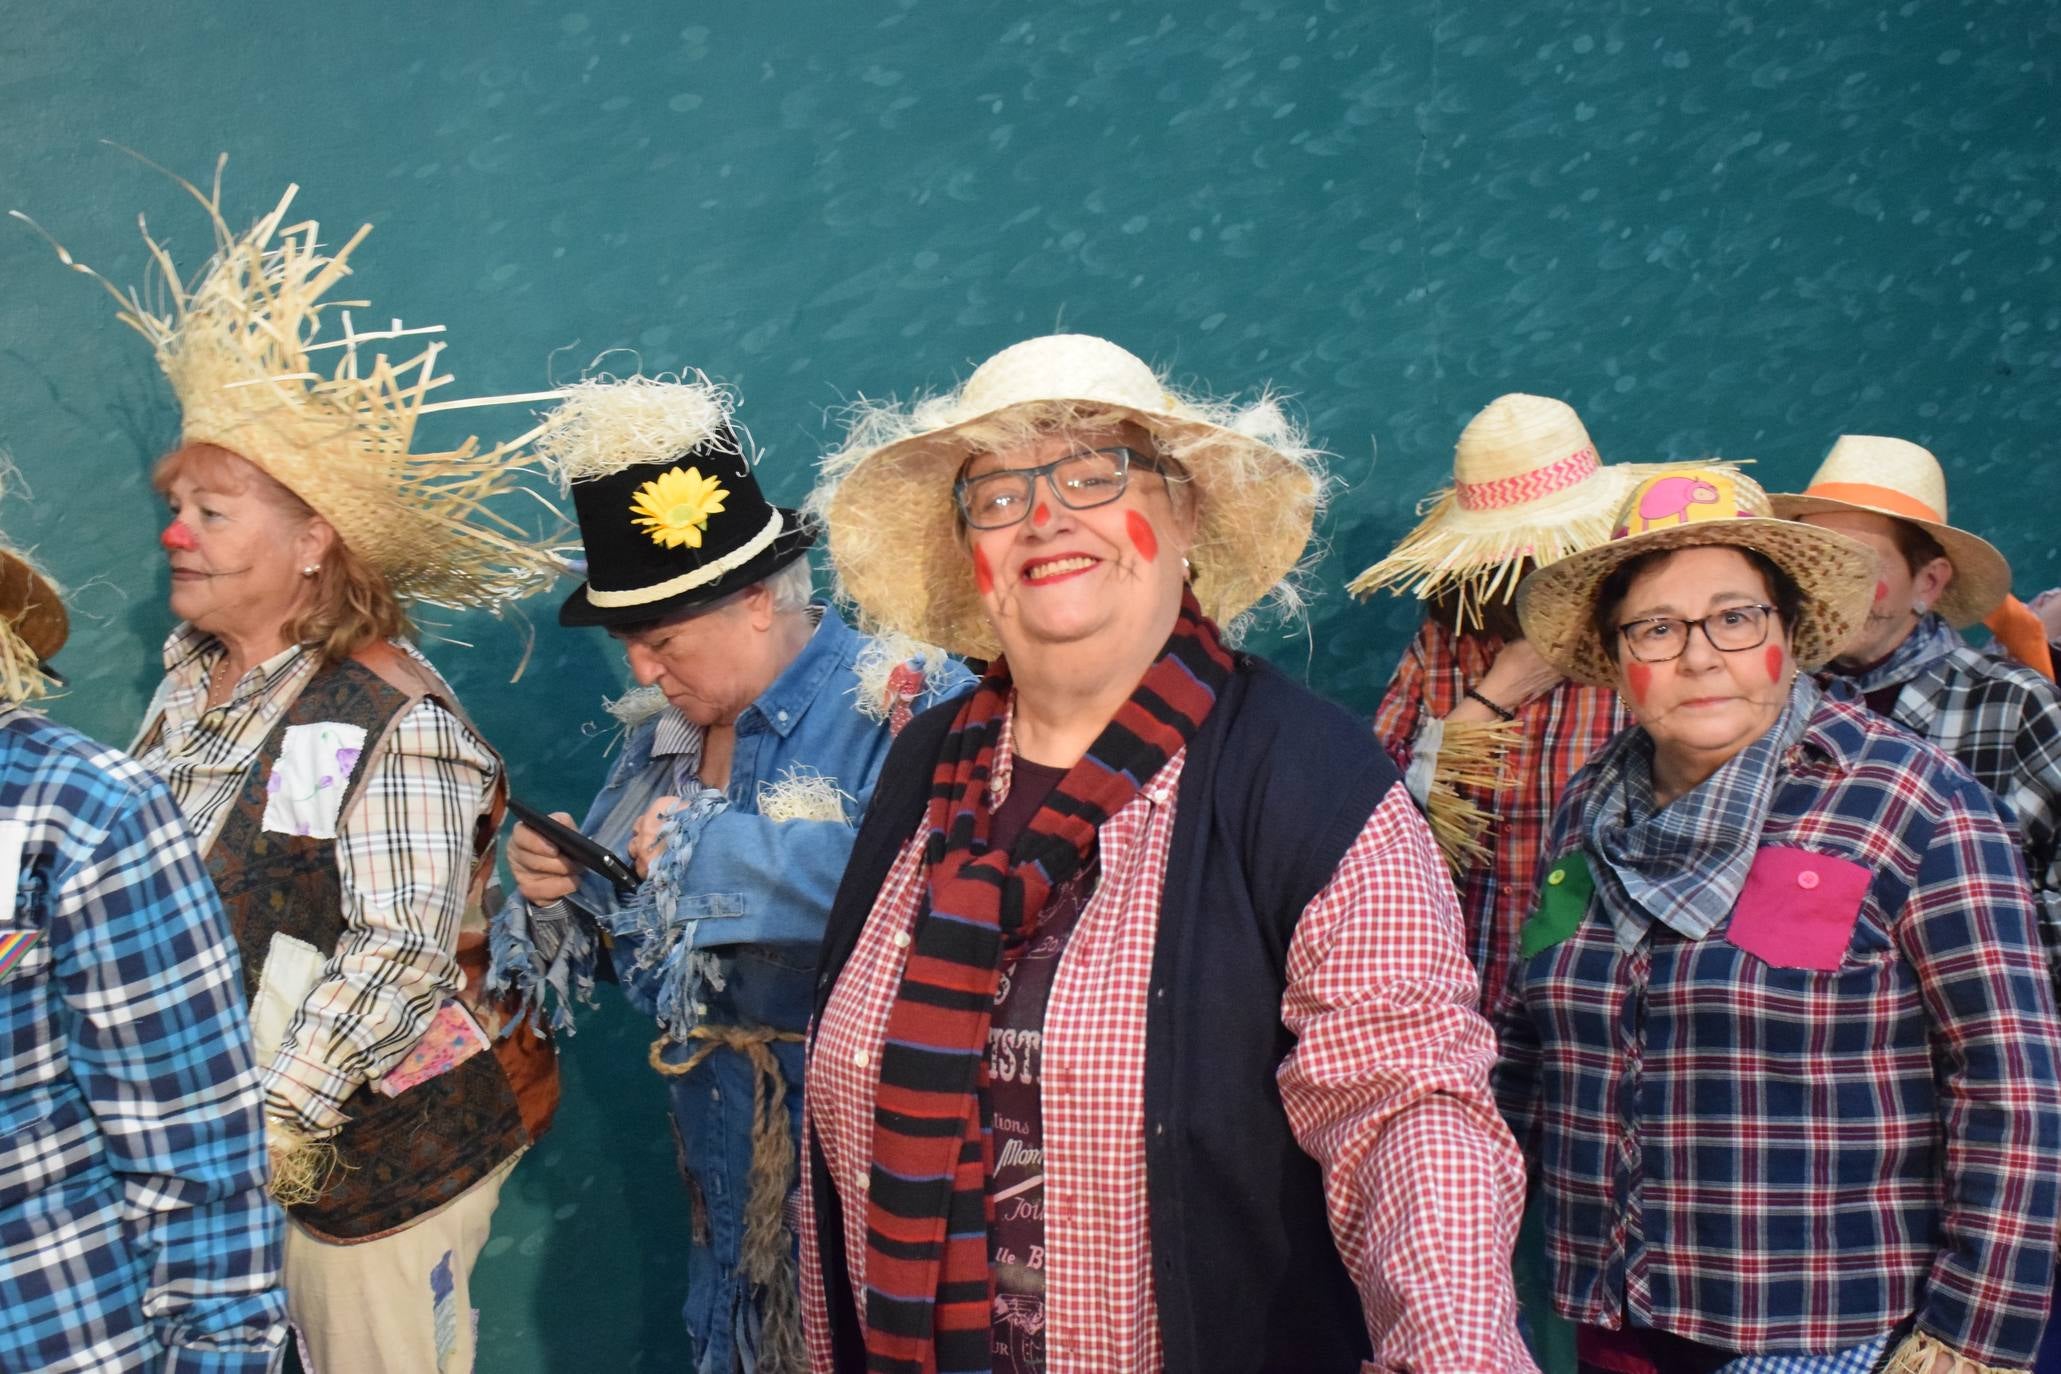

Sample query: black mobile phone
[508,798,640,897]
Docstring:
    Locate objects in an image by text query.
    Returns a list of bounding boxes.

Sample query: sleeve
[265,697,495,1138]
[1900,775,2061,1365]
[798,1104,835,1366]
[1371,630,1430,780]
[1275,786,1537,1373]
[2006,691,2061,993]
[55,779,287,1370]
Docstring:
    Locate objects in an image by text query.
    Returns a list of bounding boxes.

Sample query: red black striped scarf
[861,590,1234,1373]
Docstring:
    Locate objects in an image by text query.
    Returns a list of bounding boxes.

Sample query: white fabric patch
[251,932,326,1066]
[0,820,25,918]
[261,722,368,839]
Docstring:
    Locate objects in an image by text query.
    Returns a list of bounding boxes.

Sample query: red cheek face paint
[971,544,996,596]
[160,521,197,552]
[1625,661,1653,705]
[1873,579,1889,604]
[1764,644,1785,683]
[1124,510,1159,562]
[1031,503,1052,528]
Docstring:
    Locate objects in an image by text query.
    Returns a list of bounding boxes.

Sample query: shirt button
[894,931,912,949]
[853,1050,870,1069]
[1548,868,1566,886]
[1796,870,1821,891]
[777,710,789,723]
[855,1171,869,1191]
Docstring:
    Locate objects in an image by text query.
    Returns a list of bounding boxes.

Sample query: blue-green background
[3,2,2057,1368]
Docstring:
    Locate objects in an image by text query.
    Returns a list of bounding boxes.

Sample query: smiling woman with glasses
[805,334,1538,1372]
[1496,467,2061,1374]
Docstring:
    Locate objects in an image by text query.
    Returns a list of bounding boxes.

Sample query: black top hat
[559,421,818,628]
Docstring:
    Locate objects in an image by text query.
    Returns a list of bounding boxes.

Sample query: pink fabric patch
[1725,846,1871,970]
[374,1000,490,1097]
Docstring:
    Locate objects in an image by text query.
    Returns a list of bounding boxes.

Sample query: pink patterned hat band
[1453,445,1600,511]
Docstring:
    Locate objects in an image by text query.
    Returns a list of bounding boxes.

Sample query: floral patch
[629,465,729,549]
[261,722,369,839]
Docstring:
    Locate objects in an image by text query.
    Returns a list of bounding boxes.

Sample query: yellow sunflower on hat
[630,466,730,549]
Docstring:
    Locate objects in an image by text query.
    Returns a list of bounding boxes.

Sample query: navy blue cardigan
[807,657,1403,1372]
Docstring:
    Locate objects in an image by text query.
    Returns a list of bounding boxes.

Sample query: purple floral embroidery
[335,746,361,775]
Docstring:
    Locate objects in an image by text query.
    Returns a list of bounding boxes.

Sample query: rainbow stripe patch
[0,928,41,981]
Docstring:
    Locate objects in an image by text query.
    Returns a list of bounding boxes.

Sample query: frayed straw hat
[15,155,563,612]
[1348,393,1690,626]
[1515,466,1877,686]
[813,333,1323,659]
[1768,435,2010,628]
[0,470,67,708]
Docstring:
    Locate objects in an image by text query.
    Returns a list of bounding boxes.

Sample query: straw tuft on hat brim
[1767,493,2011,629]
[1514,517,1878,687]
[1349,461,1741,627]
[813,390,1324,660]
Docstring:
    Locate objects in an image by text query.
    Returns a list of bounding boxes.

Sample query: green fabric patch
[1519,852,1594,958]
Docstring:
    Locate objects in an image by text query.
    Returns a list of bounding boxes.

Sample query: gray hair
[762,555,816,614]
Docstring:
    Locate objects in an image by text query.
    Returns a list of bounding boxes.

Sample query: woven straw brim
[1348,462,1722,619]
[0,548,66,662]
[1515,517,1878,687]
[1767,493,2010,628]
[821,400,1316,660]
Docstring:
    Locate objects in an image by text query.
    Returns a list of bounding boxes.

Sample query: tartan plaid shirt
[134,626,498,1139]
[0,708,286,1372]
[1494,692,2061,1365]
[1823,621,2061,984]
[1374,618,1629,1013]
[803,718,1535,1372]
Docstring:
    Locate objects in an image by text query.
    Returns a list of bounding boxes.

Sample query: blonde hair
[153,443,412,662]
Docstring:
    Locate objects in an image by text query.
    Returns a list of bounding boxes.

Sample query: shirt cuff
[260,1050,353,1140]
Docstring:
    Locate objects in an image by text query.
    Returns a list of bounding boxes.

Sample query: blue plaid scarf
[1829,611,1958,697]
[1584,675,1819,952]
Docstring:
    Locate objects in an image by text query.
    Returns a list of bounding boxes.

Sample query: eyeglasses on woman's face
[1616,603,1777,663]
[953,445,1169,530]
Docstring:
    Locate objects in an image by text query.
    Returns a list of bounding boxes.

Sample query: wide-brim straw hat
[813,333,1323,660]
[18,158,563,612]
[1768,435,2010,628]
[1348,393,1686,623]
[0,466,68,705]
[1516,466,1877,686]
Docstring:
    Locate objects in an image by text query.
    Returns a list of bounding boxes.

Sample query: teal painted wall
[3,2,2056,1368]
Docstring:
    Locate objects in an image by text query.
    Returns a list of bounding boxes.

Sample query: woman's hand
[509,813,581,904]
[630,795,682,879]
[1445,638,1565,723]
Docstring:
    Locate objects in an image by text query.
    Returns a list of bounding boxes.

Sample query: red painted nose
[1031,503,1052,527]
[160,521,197,552]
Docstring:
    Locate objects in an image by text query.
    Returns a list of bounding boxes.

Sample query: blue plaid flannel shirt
[0,709,285,1372]
[1494,692,2061,1366]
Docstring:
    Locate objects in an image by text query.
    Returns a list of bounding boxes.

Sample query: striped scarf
[861,590,1233,1373]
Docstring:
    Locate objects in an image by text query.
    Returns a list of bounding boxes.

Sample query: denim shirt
[491,602,970,1372]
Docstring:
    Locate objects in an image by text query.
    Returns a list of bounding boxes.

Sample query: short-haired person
[1770,438,2061,982]
[1499,467,2061,1373]
[490,375,969,1372]
[37,174,560,1371]
[804,335,1534,1372]
[0,486,287,1372]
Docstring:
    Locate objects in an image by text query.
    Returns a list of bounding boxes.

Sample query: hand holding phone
[508,798,640,899]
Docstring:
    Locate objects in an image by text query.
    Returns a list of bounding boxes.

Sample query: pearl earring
[1912,598,1928,616]
[301,565,319,578]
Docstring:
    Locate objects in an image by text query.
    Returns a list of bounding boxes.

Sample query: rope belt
[648,1024,808,1374]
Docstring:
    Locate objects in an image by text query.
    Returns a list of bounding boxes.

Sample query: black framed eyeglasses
[953,445,1168,530]
[1616,603,1778,663]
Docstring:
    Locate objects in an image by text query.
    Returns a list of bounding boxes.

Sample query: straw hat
[1768,436,2010,627]
[1515,466,1877,686]
[1348,393,1677,624]
[17,158,563,612]
[535,375,817,628]
[813,334,1323,659]
[0,470,67,706]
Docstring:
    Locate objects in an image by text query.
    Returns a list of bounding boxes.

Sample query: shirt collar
[743,601,852,738]
[652,708,704,761]
[162,623,311,710]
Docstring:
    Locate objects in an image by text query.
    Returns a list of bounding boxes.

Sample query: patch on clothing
[0,927,41,983]
[262,722,368,839]
[1725,846,1871,971]
[1521,851,1593,957]
[431,1248,459,1371]
[251,933,326,1065]
[376,1000,492,1097]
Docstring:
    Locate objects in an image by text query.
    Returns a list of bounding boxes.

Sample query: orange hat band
[1803,481,1944,525]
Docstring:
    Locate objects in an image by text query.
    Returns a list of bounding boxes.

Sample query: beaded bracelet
[1465,687,1516,722]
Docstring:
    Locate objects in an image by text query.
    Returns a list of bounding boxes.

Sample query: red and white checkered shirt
[802,721,1536,1372]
